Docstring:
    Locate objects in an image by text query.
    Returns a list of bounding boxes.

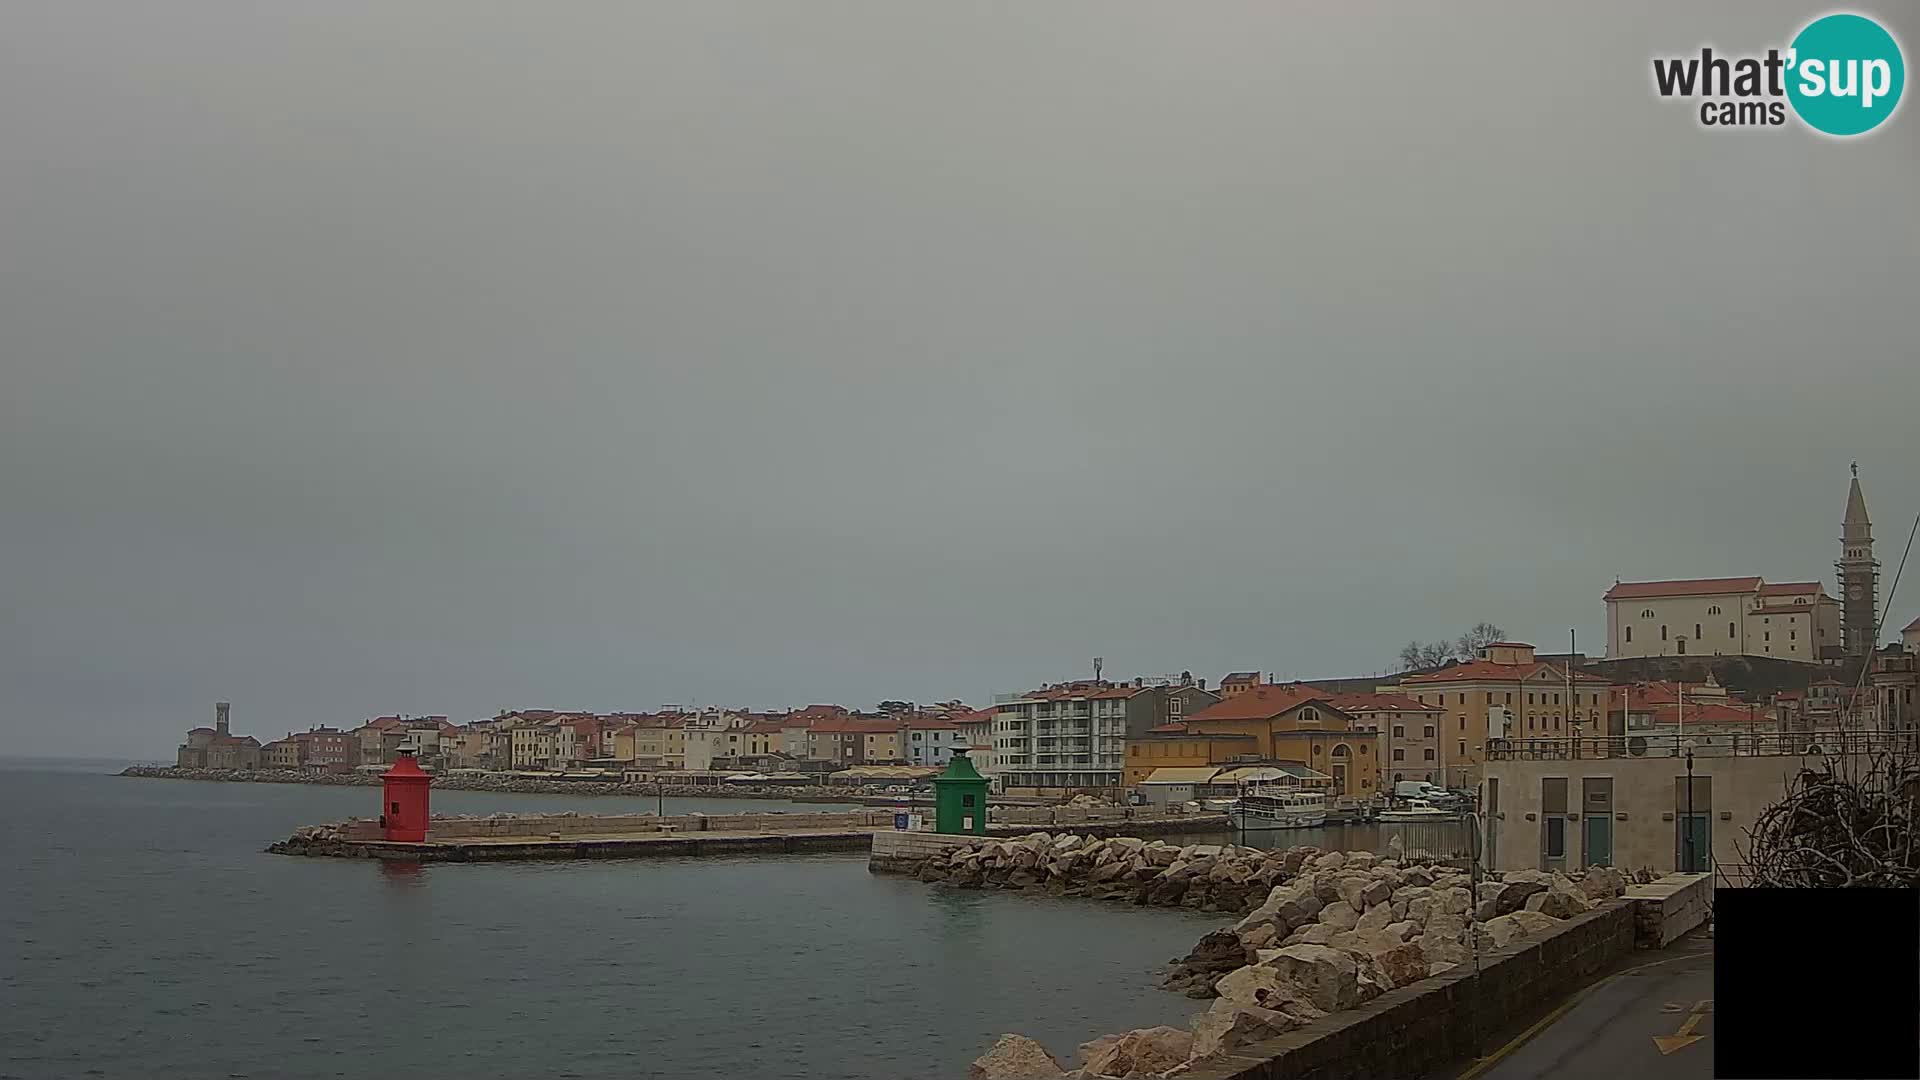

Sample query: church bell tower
[1838,463,1879,656]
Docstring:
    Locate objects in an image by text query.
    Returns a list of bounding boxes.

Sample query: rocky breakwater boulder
[266,822,352,856]
[973,858,1634,1077]
[917,834,1288,916]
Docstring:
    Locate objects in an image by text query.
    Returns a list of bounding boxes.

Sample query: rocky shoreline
[118,765,857,801]
[921,834,1631,1079]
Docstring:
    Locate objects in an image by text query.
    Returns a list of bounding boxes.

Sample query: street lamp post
[1683,743,1696,873]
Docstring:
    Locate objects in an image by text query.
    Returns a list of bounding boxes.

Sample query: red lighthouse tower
[380,750,432,842]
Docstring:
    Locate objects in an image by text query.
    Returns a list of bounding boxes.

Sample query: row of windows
[1418,691,1598,707]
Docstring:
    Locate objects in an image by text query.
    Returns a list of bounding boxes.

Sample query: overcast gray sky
[4,3,1916,757]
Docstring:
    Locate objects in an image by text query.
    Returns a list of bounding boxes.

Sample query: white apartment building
[990,682,1131,793]
[1604,577,1841,662]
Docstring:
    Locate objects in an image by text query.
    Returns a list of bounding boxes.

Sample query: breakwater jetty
[269,810,1230,863]
[893,831,1712,1080]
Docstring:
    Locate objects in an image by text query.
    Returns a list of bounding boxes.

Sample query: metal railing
[1485,730,1919,761]
[1378,819,1477,863]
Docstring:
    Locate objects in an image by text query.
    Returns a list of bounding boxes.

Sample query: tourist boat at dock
[1228,786,1328,830]
[1375,798,1459,823]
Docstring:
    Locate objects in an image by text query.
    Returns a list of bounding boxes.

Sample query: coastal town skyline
[31,467,1920,760]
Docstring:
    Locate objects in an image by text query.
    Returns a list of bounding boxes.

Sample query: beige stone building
[1604,576,1841,661]
[1326,693,1447,788]
[1482,733,1898,879]
[1393,642,1612,788]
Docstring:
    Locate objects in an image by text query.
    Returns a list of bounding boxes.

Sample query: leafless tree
[1455,621,1506,659]
[1737,744,1920,888]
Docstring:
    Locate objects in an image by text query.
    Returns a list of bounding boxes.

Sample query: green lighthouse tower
[932,748,989,835]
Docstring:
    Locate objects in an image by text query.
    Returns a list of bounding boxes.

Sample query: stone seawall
[1178,903,1637,1080]
[950,836,1645,1079]
[272,830,877,862]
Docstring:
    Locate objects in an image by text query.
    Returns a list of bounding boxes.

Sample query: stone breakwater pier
[865,832,1712,1080]
[270,810,1230,863]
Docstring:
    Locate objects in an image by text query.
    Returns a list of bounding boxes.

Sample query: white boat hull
[1376,811,1459,823]
[1229,808,1328,830]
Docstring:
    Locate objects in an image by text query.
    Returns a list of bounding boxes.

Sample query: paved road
[1455,930,1715,1080]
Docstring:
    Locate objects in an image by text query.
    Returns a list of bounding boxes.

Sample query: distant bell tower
[1838,463,1879,656]
[216,701,232,737]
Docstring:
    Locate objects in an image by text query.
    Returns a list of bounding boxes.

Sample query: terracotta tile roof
[897,716,960,730]
[1326,692,1444,714]
[950,709,995,725]
[1402,660,1608,685]
[744,720,786,734]
[1604,576,1762,601]
[1757,581,1826,596]
[808,716,899,734]
[1184,684,1332,722]
[1221,672,1260,682]
[1647,702,1761,725]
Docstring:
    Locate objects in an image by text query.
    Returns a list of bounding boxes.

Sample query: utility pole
[1567,628,1578,758]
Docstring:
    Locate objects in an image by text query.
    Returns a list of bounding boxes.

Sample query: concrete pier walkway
[270,810,1231,863]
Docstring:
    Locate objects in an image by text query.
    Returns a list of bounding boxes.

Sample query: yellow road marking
[1457,948,1710,1079]
[1653,1004,1709,1055]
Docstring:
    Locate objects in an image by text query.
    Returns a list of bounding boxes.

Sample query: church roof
[1845,474,1870,525]
[1605,577,1761,600]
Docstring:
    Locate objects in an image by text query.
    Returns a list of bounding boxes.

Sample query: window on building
[1695,623,1702,639]
[1661,625,1668,640]
[1553,693,1561,705]
[1504,692,1513,704]
[1708,605,1721,615]
[1625,626,1632,643]
[1457,740,1466,757]
[1457,694,1465,705]
[1729,622,1737,638]
[1790,630,1796,640]
[1393,749,1405,761]
[1424,748,1435,760]
[1459,716,1466,730]
[1392,724,1405,738]
[1642,609,1654,618]
[1359,744,1369,755]
[1764,632,1770,642]
[1423,725,1436,738]
[1546,817,1566,858]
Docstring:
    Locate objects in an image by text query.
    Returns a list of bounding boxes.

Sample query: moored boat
[1375,797,1459,823]
[1228,786,1328,830]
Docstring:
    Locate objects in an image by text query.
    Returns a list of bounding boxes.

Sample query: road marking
[1455,945,1712,1079]
[1654,1002,1711,1055]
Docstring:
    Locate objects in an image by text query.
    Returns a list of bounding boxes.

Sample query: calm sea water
[2,760,1228,1080]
